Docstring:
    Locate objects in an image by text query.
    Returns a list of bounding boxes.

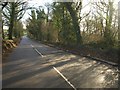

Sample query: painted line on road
[53,67,76,90]
[31,44,34,48]
[31,44,44,57]
[31,44,76,89]
[34,48,44,57]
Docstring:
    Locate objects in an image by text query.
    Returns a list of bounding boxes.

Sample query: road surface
[2,36,119,88]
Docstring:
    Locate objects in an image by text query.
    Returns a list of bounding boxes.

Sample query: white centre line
[31,44,76,89]
[53,67,76,90]
[31,44,44,57]
[34,48,44,57]
[31,44,34,48]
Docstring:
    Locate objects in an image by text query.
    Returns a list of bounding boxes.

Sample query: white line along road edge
[53,67,77,90]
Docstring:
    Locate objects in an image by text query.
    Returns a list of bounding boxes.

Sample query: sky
[3,0,120,29]
[21,0,93,22]
[21,0,53,29]
[21,0,120,29]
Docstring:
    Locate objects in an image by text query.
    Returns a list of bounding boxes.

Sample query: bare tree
[2,0,28,39]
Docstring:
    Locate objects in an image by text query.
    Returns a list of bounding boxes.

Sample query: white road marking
[53,67,76,90]
[31,44,34,48]
[31,44,44,57]
[31,44,76,89]
[34,48,44,57]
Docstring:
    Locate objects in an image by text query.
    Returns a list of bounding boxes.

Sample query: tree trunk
[8,2,15,40]
[47,7,50,42]
[2,28,5,39]
[104,2,114,46]
[63,2,82,45]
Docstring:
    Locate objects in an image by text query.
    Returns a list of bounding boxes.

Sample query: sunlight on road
[3,37,119,88]
[97,75,105,83]
[48,54,119,88]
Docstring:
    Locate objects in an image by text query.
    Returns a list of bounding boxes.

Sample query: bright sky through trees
[3,0,120,29]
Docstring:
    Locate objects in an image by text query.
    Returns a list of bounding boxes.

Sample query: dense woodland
[27,1,119,50]
[2,0,119,62]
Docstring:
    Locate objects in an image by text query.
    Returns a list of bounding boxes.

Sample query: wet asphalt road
[2,36,119,88]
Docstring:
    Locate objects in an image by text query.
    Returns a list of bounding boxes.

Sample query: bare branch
[81,10,91,20]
